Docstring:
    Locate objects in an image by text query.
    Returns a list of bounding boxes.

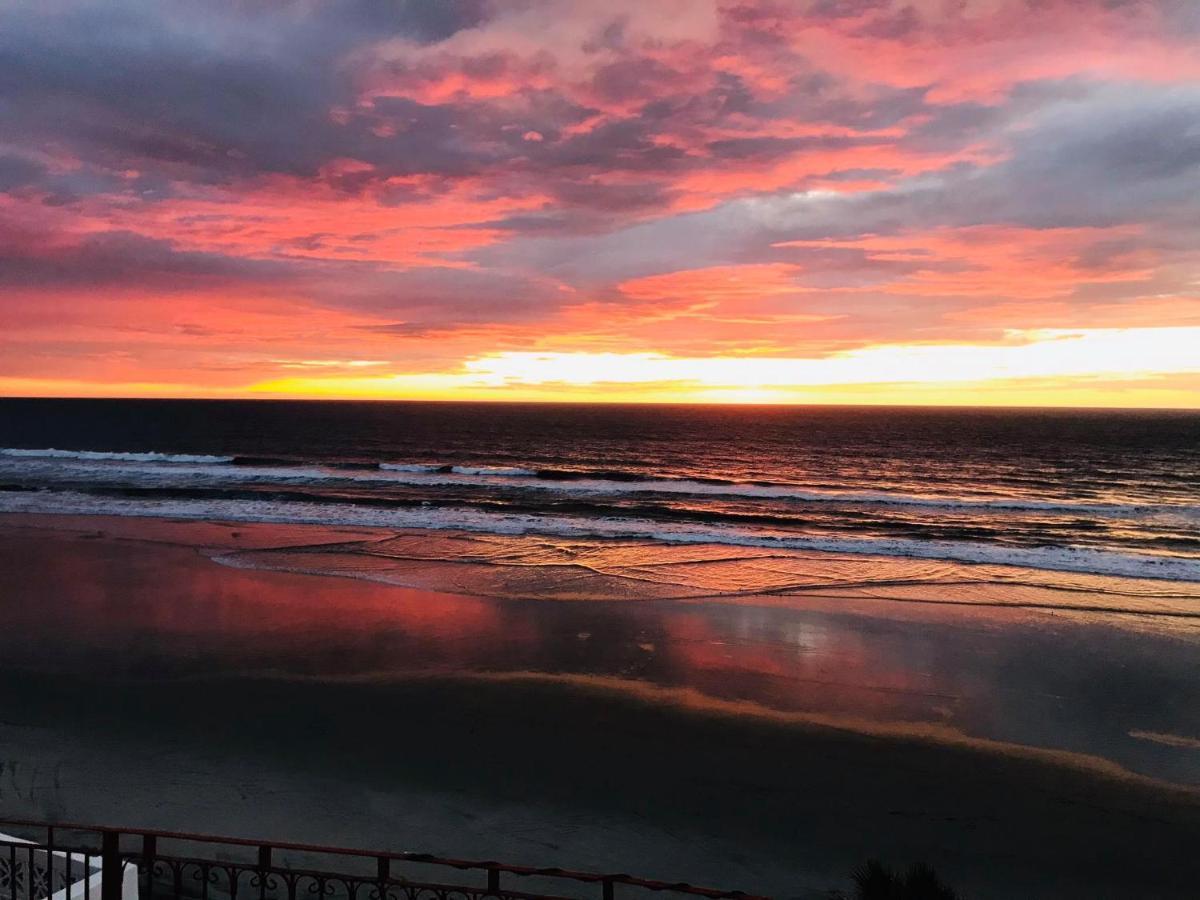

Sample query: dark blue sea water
[1,399,1197,580]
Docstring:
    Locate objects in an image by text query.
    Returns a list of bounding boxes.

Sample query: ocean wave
[0,447,234,464]
[380,463,537,477]
[1,483,1032,540]
[3,454,1190,518]
[2,489,1198,582]
[451,465,538,476]
[3,448,1197,519]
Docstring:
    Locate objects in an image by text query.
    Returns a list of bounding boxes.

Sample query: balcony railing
[0,821,766,900]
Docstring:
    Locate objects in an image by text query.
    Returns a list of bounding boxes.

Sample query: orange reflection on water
[3,517,1198,789]
[1,524,949,728]
[3,530,520,675]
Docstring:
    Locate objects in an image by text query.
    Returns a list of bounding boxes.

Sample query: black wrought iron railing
[0,821,765,900]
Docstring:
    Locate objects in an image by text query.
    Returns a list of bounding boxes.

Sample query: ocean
[2,399,1200,897]
[1,398,1197,581]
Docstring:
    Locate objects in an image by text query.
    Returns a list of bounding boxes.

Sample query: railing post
[602,877,614,900]
[256,845,273,900]
[487,867,499,893]
[142,835,157,900]
[376,857,389,883]
[101,832,121,900]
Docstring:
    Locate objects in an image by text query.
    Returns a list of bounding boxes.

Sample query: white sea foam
[1,453,1191,518]
[449,465,537,477]
[0,447,234,464]
[379,463,537,476]
[2,489,1197,582]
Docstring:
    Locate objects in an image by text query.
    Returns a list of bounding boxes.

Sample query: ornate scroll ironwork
[0,820,765,900]
[138,856,567,900]
[0,837,101,900]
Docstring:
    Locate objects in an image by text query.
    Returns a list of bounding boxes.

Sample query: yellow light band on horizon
[453,328,1199,387]
[246,328,1200,391]
[232,326,1200,405]
[5,327,1197,406]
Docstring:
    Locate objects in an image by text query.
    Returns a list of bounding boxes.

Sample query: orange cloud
[85,176,548,267]
[755,0,1200,104]
[620,263,810,304]
[2,0,1197,406]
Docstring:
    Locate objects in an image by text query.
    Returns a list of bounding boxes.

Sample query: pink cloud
[1,0,1197,397]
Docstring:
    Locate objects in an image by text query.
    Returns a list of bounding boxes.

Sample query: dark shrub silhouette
[852,860,961,899]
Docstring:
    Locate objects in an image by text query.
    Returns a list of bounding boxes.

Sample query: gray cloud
[469,83,1200,299]
[1,0,1196,349]
[0,230,291,289]
[0,1,497,186]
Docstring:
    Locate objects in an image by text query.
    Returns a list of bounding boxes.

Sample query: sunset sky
[2,0,1199,406]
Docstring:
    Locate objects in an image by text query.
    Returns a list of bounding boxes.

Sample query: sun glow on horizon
[3,327,1197,408]
[217,326,1200,407]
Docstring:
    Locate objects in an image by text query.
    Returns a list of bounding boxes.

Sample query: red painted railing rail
[0,819,769,900]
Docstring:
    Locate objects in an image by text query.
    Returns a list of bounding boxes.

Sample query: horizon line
[1,394,1197,413]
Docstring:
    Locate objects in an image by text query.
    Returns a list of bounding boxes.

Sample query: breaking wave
[1,447,235,464]
[2,488,1198,582]
[2,448,1193,517]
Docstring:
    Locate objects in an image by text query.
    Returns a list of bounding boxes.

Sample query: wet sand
[1,514,1198,898]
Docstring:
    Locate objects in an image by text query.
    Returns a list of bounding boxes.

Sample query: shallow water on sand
[3,516,1198,786]
[2,515,1200,897]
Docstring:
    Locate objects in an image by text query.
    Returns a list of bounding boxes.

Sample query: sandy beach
[1,514,1198,898]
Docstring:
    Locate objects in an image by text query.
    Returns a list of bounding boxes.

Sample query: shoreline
[5,511,1199,613]
[1,512,1199,896]
[2,489,1198,583]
